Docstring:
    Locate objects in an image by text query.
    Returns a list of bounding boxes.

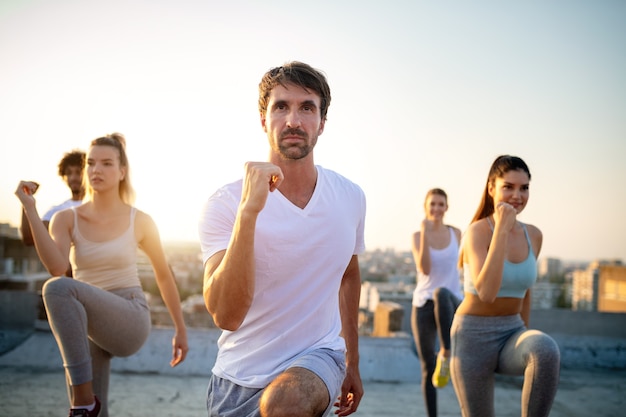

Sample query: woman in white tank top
[410,188,463,417]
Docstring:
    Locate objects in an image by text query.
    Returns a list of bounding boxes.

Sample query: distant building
[538,257,563,280]
[0,223,49,290]
[597,264,626,313]
[531,281,562,309]
[572,260,626,313]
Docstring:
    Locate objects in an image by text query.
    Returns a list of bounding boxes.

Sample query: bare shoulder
[411,230,421,250]
[449,225,462,241]
[524,223,542,237]
[524,223,543,253]
[466,219,489,238]
[133,209,160,243]
[50,207,74,227]
[134,209,155,226]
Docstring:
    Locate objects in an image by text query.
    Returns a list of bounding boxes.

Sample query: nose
[285,109,301,128]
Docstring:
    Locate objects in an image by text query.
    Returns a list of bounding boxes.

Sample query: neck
[90,190,125,211]
[273,159,318,209]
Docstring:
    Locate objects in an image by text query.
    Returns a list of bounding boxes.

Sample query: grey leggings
[450,314,560,417]
[42,277,151,417]
[410,287,460,417]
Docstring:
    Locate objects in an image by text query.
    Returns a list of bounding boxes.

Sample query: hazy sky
[1,0,625,262]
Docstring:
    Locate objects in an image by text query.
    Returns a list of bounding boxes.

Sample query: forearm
[521,290,531,326]
[204,209,257,330]
[23,205,67,275]
[20,209,35,246]
[157,276,187,332]
[474,231,508,302]
[417,230,431,275]
[340,257,361,367]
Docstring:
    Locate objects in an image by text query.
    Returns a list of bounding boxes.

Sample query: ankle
[71,399,96,411]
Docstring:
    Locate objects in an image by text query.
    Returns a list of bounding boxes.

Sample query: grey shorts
[206,348,346,417]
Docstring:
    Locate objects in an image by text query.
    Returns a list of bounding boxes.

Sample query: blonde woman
[411,188,463,417]
[16,133,188,417]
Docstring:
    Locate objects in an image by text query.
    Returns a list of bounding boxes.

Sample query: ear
[318,118,326,135]
[487,181,495,198]
[120,167,127,182]
[260,112,267,132]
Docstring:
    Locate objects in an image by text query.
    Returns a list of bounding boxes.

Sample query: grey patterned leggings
[450,314,560,417]
[42,277,151,417]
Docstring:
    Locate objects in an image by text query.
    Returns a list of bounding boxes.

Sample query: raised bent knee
[259,369,328,417]
[526,331,561,369]
[42,276,72,298]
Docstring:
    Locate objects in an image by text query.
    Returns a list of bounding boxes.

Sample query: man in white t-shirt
[20,149,85,248]
[199,62,366,417]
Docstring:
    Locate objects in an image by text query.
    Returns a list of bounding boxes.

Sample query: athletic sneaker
[68,396,101,417]
[431,355,450,388]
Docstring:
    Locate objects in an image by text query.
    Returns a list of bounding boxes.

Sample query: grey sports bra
[463,219,537,299]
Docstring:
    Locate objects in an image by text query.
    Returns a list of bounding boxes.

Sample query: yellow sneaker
[431,355,450,388]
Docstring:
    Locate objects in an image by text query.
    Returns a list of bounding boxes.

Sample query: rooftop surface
[1,327,625,416]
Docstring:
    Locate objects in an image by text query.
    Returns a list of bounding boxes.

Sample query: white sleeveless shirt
[412,227,463,307]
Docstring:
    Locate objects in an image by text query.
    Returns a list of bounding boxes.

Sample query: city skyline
[1,1,625,263]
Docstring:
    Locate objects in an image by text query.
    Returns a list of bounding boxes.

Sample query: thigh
[498,328,559,375]
[83,286,151,356]
[261,348,346,417]
[412,303,437,366]
[451,316,499,417]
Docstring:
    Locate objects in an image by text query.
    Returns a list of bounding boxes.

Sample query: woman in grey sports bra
[451,155,560,417]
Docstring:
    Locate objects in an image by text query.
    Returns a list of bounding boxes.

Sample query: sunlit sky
[1,0,625,262]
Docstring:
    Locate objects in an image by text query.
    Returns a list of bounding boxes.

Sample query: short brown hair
[258,61,331,121]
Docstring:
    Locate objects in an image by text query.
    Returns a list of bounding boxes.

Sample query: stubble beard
[275,129,317,161]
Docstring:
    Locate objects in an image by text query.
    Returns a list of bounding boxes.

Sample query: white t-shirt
[42,199,83,222]
[198,165,366,388]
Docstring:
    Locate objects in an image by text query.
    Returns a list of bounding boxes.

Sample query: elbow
[207,304,246,331]
[49,267,68,277]
[212,315,243,332]
[204,292,249,331]
[476,290,498,304]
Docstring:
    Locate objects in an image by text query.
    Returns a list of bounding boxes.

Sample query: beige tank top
[70,207,141,290]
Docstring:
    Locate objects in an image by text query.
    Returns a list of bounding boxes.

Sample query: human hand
[15,181,39,206]
[334,366,363,416]
[421,218,434,233]
[493,202,517,232]
[240,162,283,214]
[169,331,189,367]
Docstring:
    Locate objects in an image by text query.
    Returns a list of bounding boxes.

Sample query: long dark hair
[470,155,531,223]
